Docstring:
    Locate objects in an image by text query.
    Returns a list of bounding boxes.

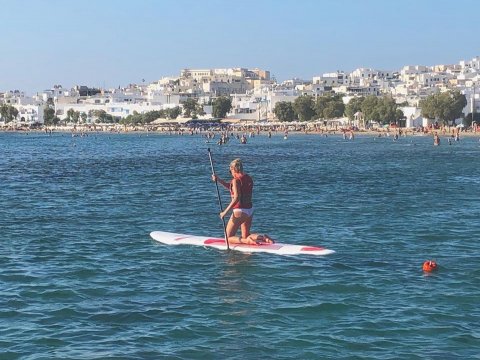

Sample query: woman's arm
[212,175,229,189]
[220,179,240,218]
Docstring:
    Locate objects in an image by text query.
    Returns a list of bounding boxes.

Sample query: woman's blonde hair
[230,158,243,172]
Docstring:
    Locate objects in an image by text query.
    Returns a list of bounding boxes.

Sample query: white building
[0,91,44,125]
[147,77,178,94]
[459,56,480,71]
[313,71,346,87]
[281,78,310,88]
[399,65,430,85]
[348,68,394,86]
[335,84,380,96]
[462,88,480,115]
[179,67,269,95]
[36,85,70,102]
[13,104,44,125]
[1,90,36,105]
[400,106,423,128]
[417,72,454,87]
[228,88,299,121]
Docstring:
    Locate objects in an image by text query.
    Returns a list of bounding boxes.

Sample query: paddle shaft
[207,148,230,250]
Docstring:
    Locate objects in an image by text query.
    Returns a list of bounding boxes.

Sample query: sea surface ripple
[1,131,479,359]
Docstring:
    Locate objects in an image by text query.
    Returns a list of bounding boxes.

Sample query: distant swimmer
[433,132,440,146]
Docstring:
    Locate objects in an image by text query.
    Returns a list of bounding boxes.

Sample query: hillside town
[1,55,479,130]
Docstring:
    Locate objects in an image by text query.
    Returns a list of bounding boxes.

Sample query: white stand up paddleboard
[150,231,335,256]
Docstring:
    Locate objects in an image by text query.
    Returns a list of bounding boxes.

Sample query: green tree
[7,105,18,122]
[376,96,398,124]
[420,90,467,125]
[293,95,315,121]
[196,103,205,117]
[212,96,232,118]
[360,95,404,125]
[119,116,129,126]
[325,96,345,119]
[127,111,141,125]
[44,106,55,126]
[441,90,467,124]
[182,98,198,118]
[361,96,380,123]
[314,93,345,119]
[143,111,157,124]
[66,108,75,122]
[80,112,87,123]
[345,96,364,121]
[419,95,436,120]
[92,110,111,123]
[166,106,181,119]
[72,111,80,124]
[274,101,295,122]
[314,95,329,119]
[0,104,9,122]
[1,105,19,123]
[395,109,405,124]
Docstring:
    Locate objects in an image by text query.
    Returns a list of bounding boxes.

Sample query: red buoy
[423,260,438,272]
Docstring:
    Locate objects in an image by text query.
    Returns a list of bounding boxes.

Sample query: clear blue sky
[0,0,478,94]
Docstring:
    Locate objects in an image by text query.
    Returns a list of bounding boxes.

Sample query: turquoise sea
[1,131,479,359]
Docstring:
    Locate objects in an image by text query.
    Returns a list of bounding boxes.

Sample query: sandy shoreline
[1,124,480,137]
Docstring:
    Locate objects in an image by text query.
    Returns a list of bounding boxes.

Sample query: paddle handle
[208,148,230,250]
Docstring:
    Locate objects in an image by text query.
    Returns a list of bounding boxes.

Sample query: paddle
[207,148,230,250]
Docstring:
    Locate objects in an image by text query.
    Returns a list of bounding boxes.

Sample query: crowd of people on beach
[2,121,479,148]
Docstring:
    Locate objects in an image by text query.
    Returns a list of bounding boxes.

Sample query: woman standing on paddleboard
[212,158,274,245]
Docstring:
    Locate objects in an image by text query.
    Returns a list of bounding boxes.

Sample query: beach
[2,121,480,140]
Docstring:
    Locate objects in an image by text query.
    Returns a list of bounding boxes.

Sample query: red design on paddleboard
[204,238,226,245]
[174,236,191,241]
[301,246,325,251]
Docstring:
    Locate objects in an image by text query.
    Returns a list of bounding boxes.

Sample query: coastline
[1,124,480,138]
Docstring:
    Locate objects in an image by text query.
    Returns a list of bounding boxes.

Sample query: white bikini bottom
[233,207,254,217]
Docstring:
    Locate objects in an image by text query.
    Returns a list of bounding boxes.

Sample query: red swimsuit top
[230,173,253,209]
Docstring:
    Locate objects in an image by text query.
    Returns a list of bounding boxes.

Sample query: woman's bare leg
[226,211,255,244]
[246,233,275,244]
[240,215,253,239]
